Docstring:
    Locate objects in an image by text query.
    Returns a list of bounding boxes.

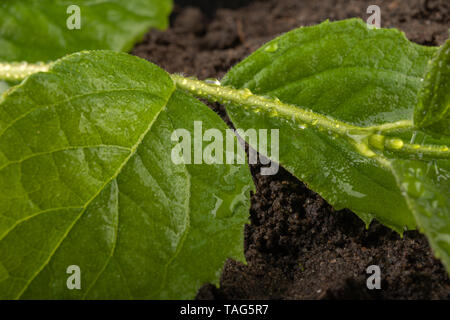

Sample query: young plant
[0,5,448,300]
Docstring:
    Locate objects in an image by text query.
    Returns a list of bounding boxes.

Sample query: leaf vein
[13,85,176,299]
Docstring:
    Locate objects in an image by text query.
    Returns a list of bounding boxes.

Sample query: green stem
[172,74,450,160]
[1,64,448,160]
[173,74,355,135]
[367,120,413,133]
[0,62,50,82]
[382,136,448,158]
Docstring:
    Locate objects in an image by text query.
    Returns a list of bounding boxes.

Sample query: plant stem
[172,74,354,135]
[172,74,449,160]
[0,62,50,82]
[386,138,449,158]
[1,64,448,160]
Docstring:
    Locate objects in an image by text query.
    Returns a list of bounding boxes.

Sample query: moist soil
[132,0,450,299]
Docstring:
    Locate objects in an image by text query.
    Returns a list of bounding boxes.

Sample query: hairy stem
[1,63,448,160]
[172,74,449,160]
[173,74,354,135]
[0,62,50,82]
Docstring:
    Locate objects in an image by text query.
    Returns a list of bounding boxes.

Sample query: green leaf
[221,19,438,232]
[0,51,252,299]
[391,158,450,273]
[414,39,450,137]
[0,0,172,62]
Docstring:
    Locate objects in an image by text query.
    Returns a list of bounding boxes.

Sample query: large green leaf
[222,19,438,232]
[414,39,450,137]
[0,0,172,62]
[392,158,450,273]
[0,51,252,299]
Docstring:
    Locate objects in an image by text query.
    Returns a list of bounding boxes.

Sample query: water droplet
[204,78,221,85]
[264,42,279,53]
[385,138,404,150]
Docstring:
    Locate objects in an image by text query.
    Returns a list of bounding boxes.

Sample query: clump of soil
[132,0,450,299]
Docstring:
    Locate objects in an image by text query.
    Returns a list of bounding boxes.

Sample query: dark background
[132,0,450,299]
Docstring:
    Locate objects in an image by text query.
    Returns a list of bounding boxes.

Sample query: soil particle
[132,0,450,299]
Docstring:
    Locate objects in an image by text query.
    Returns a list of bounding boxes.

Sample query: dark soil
[132,0,450,299]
